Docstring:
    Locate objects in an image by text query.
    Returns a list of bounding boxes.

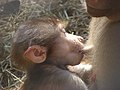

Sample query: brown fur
[87,17,120,90]
[11,17,88,90]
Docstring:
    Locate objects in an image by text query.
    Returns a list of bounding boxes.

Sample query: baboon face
[48,29,84,66]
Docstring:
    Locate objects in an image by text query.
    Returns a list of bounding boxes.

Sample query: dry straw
[0,0,90,89]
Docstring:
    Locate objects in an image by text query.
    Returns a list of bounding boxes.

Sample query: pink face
[48,29,85,66]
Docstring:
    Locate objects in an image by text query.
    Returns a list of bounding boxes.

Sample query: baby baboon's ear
[24,45,47,63]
